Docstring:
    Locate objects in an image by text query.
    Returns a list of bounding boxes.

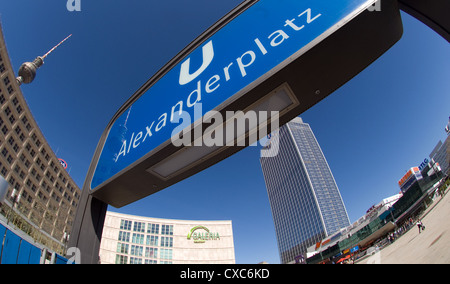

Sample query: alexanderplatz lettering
[88,0,403,207]
[115,8,322,161]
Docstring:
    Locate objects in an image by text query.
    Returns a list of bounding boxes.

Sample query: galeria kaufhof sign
[187,226,220,243]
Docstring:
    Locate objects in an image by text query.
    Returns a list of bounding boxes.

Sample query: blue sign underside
[91,0,374,190]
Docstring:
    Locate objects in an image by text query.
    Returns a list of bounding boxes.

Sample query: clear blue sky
[1,1,449,264]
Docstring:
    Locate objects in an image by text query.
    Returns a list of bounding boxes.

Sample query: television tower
[16,34,72,86]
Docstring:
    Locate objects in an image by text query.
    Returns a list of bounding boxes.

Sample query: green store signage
[187,226,220,243]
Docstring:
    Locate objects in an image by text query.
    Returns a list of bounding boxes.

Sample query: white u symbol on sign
[179,40,215,85]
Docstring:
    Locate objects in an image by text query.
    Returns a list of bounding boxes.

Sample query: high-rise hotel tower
[260,117,350,263]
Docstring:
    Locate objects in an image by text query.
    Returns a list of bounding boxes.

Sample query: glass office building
[430,136,450,176]
[260,117,350,263]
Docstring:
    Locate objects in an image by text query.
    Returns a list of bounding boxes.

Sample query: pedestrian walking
[416,220,424,234]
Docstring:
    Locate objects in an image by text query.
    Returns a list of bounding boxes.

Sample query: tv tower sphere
[16,34,72,86]
[17,56,44,85]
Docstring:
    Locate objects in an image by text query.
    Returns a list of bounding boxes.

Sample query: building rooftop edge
[106,210,233,224]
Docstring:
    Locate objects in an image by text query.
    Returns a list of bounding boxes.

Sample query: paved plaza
[359,188,450,264]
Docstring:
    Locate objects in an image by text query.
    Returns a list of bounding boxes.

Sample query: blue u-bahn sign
[89,0,402,206]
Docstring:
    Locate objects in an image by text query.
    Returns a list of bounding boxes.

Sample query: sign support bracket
[68,185,107,264]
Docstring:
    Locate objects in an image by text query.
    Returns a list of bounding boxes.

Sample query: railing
[0,221,70,264]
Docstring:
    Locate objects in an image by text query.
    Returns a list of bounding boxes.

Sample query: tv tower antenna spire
[16,34,72,86]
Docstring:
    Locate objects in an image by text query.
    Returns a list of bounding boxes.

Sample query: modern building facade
[430,136,450,176]
[99,211,235,264]
[0,22,81,253]
[307,193,401,259]
[398,167,423,193]
[260,117,350,263]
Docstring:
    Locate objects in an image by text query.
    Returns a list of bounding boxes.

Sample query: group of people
[387,217,425,244]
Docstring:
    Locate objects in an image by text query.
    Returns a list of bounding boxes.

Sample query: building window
[129,257,142,264]
[118,231,130,242]
[2,125,8,135]
[21,116,28,125]
[120,219,132,231]
[3,76,10,86]
[1,147,8,157]
[145,247,158,259]
[14,125,21,135]
[115,255,128,264]
[130,245,143,257]
[116,243,129,254]
[147,223,159,234]
[131,233,144,245]
[161,237,173,248]
[161,224,173,235]
[8,176,15,186]
[160,249,172,260]
[146,235,158,246]
[133,221,145,233]
[8,115,15,124]
[24,159,30,169]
